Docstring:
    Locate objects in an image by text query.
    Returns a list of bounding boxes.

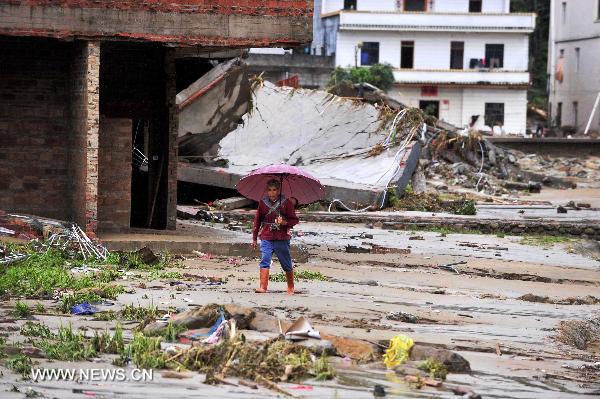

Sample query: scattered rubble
[556,317,600,350]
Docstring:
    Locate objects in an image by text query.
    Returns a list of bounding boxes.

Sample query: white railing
[339,11,536,32]
[392,69,530,84]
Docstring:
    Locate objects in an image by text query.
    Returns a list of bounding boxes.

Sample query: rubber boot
[255,268,269,293]
[285,270,295,295]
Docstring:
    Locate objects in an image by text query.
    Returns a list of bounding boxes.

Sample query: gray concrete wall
[247,53,335,88]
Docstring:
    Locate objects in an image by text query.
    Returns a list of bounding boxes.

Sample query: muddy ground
[1,218,599,398]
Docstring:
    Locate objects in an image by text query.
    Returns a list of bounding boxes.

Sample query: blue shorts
[259,240,293,272]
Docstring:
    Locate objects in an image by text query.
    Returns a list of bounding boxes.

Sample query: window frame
[403,0,427,12]
[360,42,380,66]
[484,103,505,127]
[400,41,415,69]
[469,0,482,13]
[485,44,504,68]
[450,41,464,69]
[343,0,357,11]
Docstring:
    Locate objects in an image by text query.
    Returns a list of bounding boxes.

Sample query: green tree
[328,63,395,91]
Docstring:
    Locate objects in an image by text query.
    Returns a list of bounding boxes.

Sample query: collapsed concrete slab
[178,82,421,206]
[177,58,251,158]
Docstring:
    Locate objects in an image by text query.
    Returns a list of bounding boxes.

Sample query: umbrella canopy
[236,164,325,205]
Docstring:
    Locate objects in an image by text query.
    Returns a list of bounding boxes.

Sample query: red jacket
[252,197,299,241]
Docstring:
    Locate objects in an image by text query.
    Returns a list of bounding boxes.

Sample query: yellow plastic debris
[383,334,414,369]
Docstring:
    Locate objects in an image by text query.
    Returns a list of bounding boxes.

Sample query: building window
[401,41,414,68]
[575,47,580,72]
[562,2,567,25]
[421,86,438,96]
[450,41,464,69]
[485,103,505,126]
[343,0,357,10]
[420,101,440,118]
[360,42,379,66]
[485,44,504,68]
[573,101,578,127]
[559,49,564,58]
[469,0,482,12]
[556,102,563,126]
[404,0,427,11]
[598,0,600,19]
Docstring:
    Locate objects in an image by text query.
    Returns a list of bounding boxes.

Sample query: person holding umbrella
[236,164,325,295]
[251,179,298,294]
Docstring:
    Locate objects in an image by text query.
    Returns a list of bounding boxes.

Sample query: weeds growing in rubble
[120,304,162,322]
[6,354,34,378]
[520,235,573,247]
[145,321,187,342]
[314,353,336,381]
[58,284,124,313]
[34,323,124,361]
[21,322,53,339]
[146,270,182,281]
[387,187,476,215]
[11,301,32,318]
[270,270,329,282]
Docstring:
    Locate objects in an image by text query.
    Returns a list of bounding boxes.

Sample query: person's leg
[256,240,273,293]
[273,240,294,295]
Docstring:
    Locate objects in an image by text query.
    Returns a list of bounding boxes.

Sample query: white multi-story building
[548,0,600,134]
[313,0,536,134]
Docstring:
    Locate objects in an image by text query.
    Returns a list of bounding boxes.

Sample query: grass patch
[120,304,162,322]
[6,355,33,378]
[387,188,477,216]
[21,322,53,339]
[34,323,124,361]
[146,270,182,281]
[33,303,45,313]
[146,321,186,342]
[0,250,95,298]
[314,353,336,381]
[270,270,329,282]
[11,301,32,318]
[520,235,573,247]
[116,333,165,369]
[417,358,448,380]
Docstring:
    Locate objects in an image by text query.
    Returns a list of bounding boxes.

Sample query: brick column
[165,48,178,230]
[69,40,100,234]
[85,42,101,233]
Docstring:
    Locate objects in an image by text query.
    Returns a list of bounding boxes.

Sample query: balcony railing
[338,11,536,32]
[392,69,530,85]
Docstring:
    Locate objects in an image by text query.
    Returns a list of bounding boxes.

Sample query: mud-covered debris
[387,311,419,324]
[409,344,471,373]
[518,294,600,305]
[134,246,159,265]
[556,317,600,350]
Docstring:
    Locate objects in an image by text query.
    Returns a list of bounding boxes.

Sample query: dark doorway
[99,42,169,230]
[556,102,562,126]
[401,41,414,68]
[420,100,440,118]
[450,41,464,69]
[485,103,505,126]
[404,0,427,11]
[485,44,504,68]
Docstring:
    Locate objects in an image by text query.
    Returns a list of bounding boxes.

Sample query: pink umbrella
[236,164,325,205]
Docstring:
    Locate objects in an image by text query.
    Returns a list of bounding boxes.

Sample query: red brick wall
[0,37,72,220]
[0,1,313,47]
[4,1,312,16]
[98,117,132,232]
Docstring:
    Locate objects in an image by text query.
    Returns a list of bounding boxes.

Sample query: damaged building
[0,0,313,234]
